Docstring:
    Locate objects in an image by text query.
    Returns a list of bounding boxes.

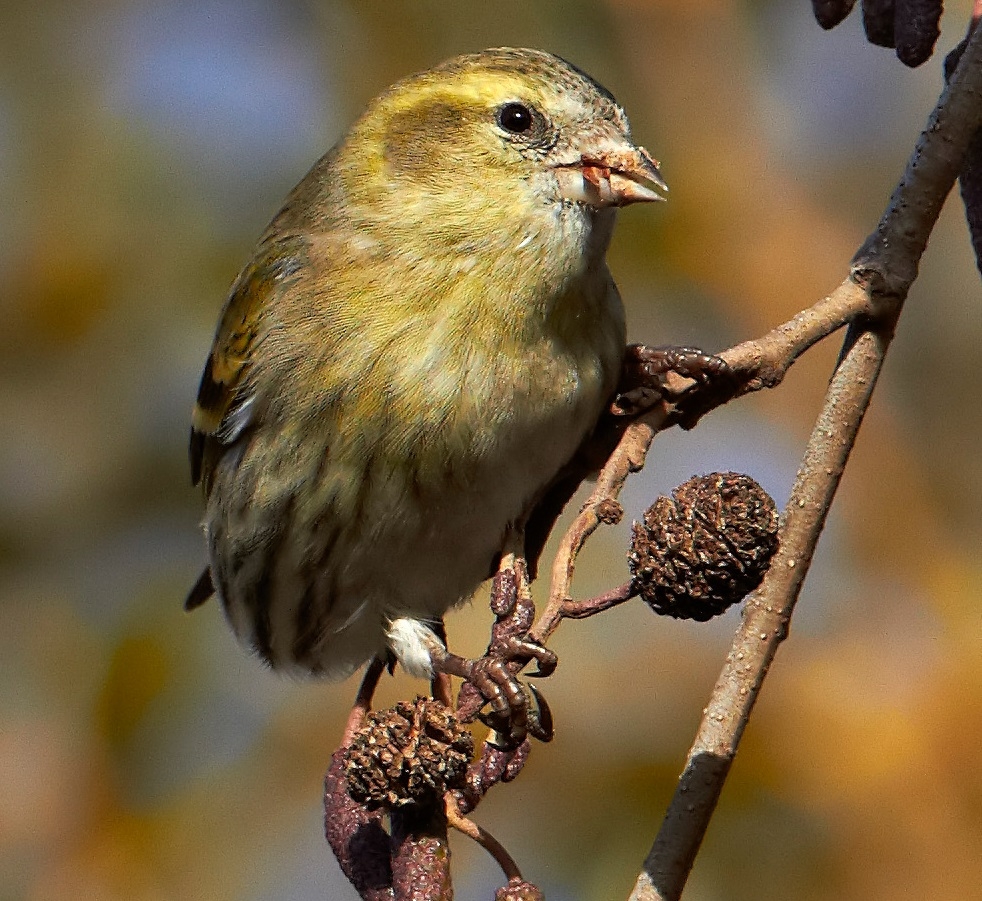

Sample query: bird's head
[336,47,666,253]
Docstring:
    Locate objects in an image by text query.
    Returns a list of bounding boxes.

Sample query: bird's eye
[497,102,535,134]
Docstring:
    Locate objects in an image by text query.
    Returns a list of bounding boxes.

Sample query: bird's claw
[479,681,554,745]
[615,343,731,409]
[614,343,735,424]
[433,636,557,748]
[436,651,528,746]
[527,683,553,741]
[624,343,729,385]
[495,635,557,678]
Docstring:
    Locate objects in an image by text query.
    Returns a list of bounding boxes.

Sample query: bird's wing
[189,235,307,493]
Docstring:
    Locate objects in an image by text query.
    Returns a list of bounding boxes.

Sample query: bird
[186,47,667,709]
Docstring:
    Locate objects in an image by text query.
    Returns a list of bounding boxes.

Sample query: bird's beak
[555,144,668,208]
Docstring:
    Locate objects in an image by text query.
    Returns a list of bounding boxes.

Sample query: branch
[531,408,667,645]
[530,265,872,646]
[628,23,982,901]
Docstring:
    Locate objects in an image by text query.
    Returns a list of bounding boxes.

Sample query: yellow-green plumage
[189,48,665,679]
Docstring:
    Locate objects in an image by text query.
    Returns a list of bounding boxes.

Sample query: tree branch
[628,23,982,901]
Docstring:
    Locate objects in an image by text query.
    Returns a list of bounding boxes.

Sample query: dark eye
[497,102,534,134]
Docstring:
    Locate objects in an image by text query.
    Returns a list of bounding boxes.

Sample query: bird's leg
[431,670,454,708]
[340,655,387,747]
[423,620,456,708]
[487,634,557,678]
[481,563,556,679]
[435,563,557,748]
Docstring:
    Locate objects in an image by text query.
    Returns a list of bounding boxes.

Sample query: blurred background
[2,1,980,899]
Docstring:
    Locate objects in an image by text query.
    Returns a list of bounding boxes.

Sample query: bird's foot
[430,640,555,749]
[491,634,557,678]
[340,656,388,747]
[613,343,735,425]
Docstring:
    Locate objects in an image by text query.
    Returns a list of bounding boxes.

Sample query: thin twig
[716,276,871,389]
[629,23,982,901]
[559,581,637,619]
[445,793,524,882]
[531,407,667,644]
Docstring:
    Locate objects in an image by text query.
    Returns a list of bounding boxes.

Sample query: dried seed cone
[894,0,943,68]
[343,698,474,810]
[862,0,897,49]
[811,0,857,30]
[629,472,779,621]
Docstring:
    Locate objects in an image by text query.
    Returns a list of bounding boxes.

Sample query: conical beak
[555,144,667,208]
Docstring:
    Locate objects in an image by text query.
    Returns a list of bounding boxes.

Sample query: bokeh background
[2,1,980,899]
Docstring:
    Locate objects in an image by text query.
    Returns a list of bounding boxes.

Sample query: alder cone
[629,472,779,621]
[344,698,474,810]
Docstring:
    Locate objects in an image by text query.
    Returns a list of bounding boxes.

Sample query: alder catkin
[629,472,779,621]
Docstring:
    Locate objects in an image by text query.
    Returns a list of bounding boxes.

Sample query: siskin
[187,47,666,689]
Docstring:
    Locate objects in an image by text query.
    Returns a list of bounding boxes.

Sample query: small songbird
[187,47,666,690]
